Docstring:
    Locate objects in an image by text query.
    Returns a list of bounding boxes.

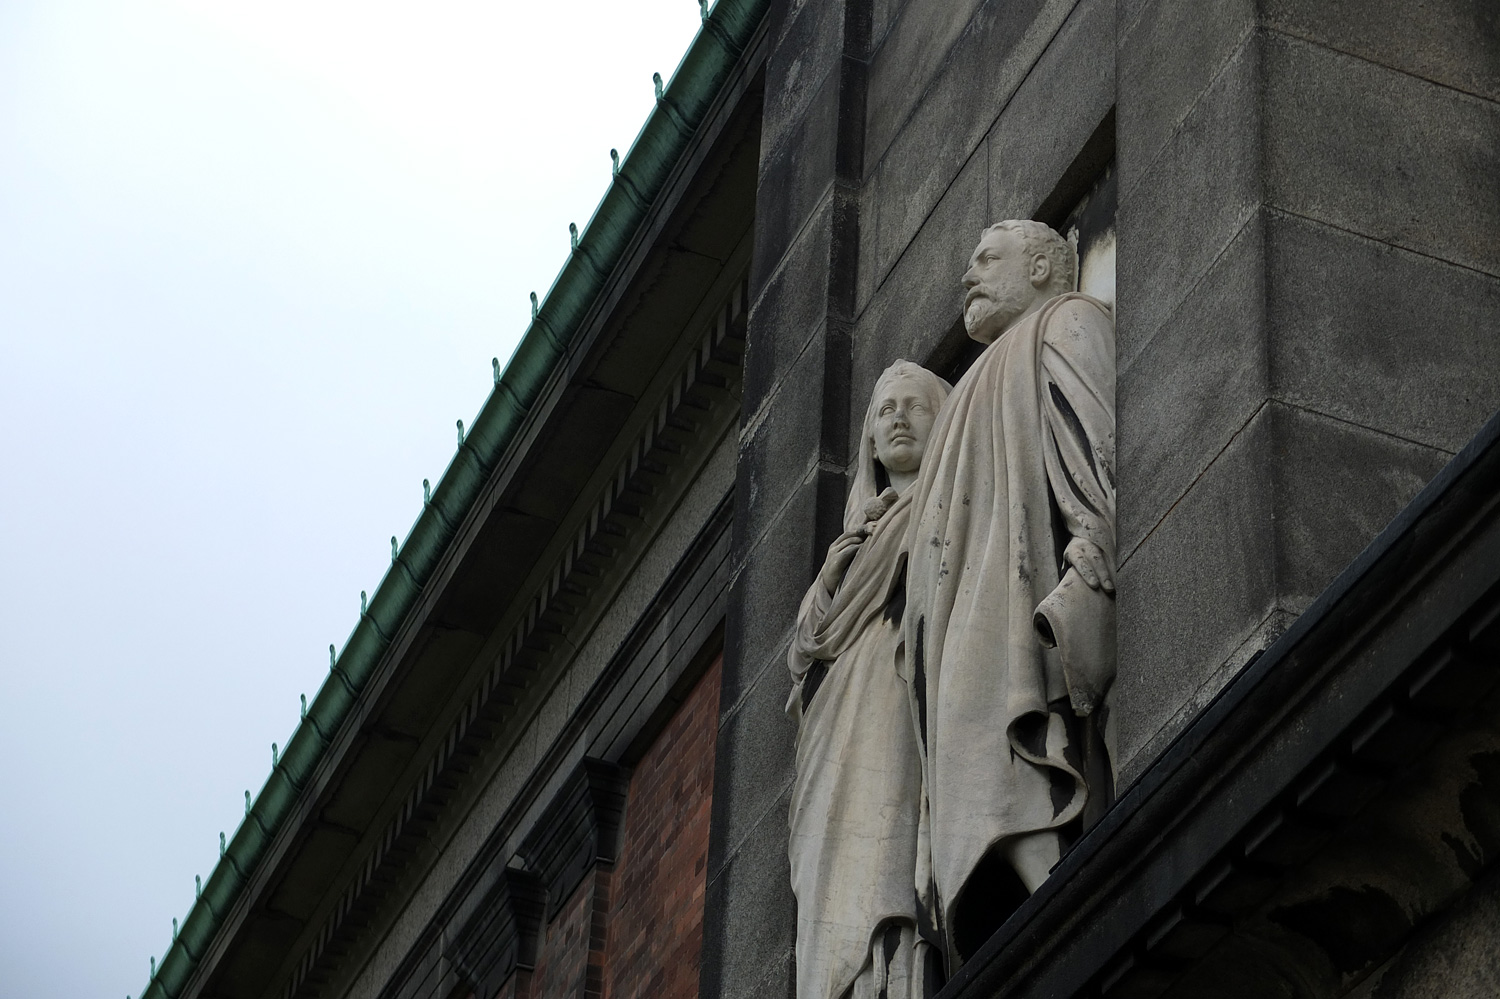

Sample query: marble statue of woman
[787,360,952,999]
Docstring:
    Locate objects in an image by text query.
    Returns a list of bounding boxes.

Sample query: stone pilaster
[1113,0,1500,785]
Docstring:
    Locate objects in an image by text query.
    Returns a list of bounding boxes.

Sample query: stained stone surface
[786,362,948,999]
[1345,870,1500,999]
[719,0,1500,995]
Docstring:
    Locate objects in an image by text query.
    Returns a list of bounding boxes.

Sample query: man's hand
[1064,537,1115,595]
[819,530,867,593]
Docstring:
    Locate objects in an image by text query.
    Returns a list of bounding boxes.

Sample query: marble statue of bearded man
[788,360,952,999]
[903,220,1116,966]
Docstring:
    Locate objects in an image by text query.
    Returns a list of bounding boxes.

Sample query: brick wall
[528,867,612,999]
[494,654,722,999]
[492,966,531,999]
[604,654,723,999]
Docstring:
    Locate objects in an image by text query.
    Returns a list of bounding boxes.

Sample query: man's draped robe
[902,293,1116,958]
[788,491,932,999]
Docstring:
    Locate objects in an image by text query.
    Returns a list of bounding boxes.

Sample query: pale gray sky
[0,2,705,994]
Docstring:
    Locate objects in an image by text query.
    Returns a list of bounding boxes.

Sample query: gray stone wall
[713,2,1120,996]
[711,0,1499,995]
[1347,868,1500,999]
[709,1,859,995]
[1113,0,1500,785]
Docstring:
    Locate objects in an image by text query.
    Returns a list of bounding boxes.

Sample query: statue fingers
[1075,560,1101,589]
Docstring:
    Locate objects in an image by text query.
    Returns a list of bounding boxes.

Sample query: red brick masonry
[604,654,723,999]
[514,653,722,999]
[528,866,612,999]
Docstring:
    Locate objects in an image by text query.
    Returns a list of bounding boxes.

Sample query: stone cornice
[280,280,746,999]
[375,493,732,999]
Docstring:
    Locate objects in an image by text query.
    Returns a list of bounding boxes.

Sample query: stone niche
[786,195,1121,997]
[1064,162,1117,314]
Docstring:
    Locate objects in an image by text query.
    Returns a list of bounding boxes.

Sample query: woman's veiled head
[871,367,943,477]
[845,360,951,532]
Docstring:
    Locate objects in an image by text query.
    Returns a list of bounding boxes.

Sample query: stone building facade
[138,1,1500,998]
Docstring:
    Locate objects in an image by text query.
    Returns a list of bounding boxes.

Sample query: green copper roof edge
[134,2,767,996]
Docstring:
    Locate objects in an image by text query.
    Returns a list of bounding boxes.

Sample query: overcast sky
[0,2,705,995]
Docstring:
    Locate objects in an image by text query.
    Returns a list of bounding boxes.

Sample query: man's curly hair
[983,219,1076,294]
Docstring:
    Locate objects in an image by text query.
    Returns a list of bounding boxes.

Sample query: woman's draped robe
[788,491,932,999]
[902,293,1116,959]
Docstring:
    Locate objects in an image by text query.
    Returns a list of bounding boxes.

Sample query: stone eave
[281,293,746,999]
[164,18,767,997]
[945,405,1500,999]
[376,493,735,999]
[239,283,747,999]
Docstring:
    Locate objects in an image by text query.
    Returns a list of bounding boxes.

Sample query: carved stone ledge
[517,758,630,918]
[940,410,1500,999]
[445,868,546,999]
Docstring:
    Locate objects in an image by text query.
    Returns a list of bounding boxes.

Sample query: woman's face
[871,373,939,476]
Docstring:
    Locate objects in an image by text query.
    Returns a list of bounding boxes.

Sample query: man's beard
[964,291,1015,343]
[964,276,1056,342]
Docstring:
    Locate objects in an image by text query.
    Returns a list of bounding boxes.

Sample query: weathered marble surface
[788,222,1117,989]
[903,221,1117,966]
[787,361,950,999]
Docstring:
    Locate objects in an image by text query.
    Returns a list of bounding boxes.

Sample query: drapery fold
[902,293,1115,953]
[787,361,950,999]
